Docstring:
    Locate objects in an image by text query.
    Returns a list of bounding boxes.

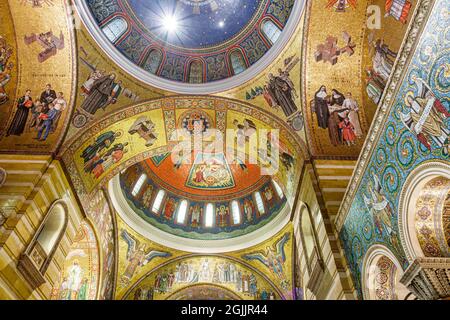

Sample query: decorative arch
[51,221,100,300]
[121,254,284,300]
[166,283,242,300]
[398,161,450,262]
[61,96,308,196]
[361,245,409,300]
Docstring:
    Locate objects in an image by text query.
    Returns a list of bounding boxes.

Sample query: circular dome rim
[74,0,305,94]
[109,175,292,253]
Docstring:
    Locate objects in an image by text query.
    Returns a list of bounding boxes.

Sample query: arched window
[300,206,315,262]
[254,192,265,215]
[261,19,281,45]
[176,200,188,224]
[101,17,128,43]
[188,60,203,84]
[18,201,68,288]
[152,190,165,214]
[143,49,163,74]
[272,179,284,199]
[231,200,241,225]
[204,203,214,227]
[230,50,246,75]
[132,173,147,196]
[35,203,66,257]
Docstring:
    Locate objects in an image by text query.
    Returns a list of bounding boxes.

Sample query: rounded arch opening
[398,161,450,262]
[36,202,66,255]
[362,245,409,300]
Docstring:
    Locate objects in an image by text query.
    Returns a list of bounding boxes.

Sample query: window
[152,190,165,214]
[230,51,246,75]
[188,60,203,83]
[101,17,128,43]
[272,180,284,199]
[204,203,214,227]
[302,213,315,260]
[254,192,265,215]
[35,203,67,256]
[261,20,281,45]
[18,201,68,288]
[131,174,147,196]
[231,200,241,224]
[143,49,163,74]
[176,200,188,224]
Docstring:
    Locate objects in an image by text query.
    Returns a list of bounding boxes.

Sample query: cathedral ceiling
[0,0,415,159]
[0,0,422,297]
[81,0,300,92]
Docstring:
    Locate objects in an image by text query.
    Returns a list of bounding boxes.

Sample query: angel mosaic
[363,173,400,251]
[120,229,171,285]
[242,232,290,289]
[400,76,450,155]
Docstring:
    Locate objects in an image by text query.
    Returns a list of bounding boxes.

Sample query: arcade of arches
[0,0,448,301]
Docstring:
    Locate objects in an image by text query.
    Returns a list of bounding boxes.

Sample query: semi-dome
[118,152,288,241]
[76,0,304,93]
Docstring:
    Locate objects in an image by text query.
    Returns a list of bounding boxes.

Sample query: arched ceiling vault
[0,0,419,299]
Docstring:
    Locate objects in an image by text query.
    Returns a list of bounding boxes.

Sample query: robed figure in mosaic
[400,77,450,154]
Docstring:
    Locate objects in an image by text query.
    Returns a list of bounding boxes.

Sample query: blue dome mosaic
[126,0,263,49]
[85,0,298,85]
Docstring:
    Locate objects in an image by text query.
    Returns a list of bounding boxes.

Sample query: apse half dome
[77,0,304,93]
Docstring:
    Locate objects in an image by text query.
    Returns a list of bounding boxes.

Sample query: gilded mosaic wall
[0,0,75,153]
[51,222,100,300]
[339,0,449,297]
[302,0,415,157]
[61,97,305,200]
[115,217,294,300]
[362,0,417,122]
[85,189,118,299]
[64,24,167,140]
[123,255,282,301]
[0,1,17,127]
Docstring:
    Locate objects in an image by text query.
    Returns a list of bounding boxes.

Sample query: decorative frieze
[400,257,450,300]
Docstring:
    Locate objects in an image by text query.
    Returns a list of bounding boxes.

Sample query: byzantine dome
[111,151,289,248]
[76,0,304,93]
